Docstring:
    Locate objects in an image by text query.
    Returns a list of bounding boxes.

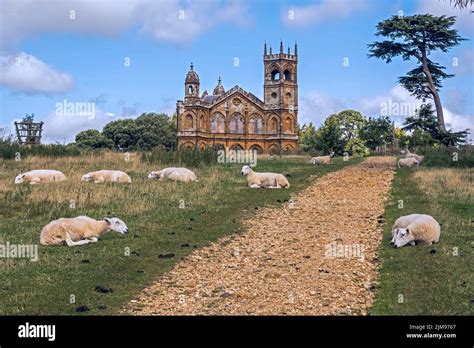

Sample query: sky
[0,0,473,143]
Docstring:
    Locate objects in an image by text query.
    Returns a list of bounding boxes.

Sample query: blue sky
[0,0,473,143]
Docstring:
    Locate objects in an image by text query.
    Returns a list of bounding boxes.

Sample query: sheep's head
[148,171,160,179]
[15,174,26,184]
[241,165,251,176]
[104,217,128,234]
[400,150,406,155]
[81,173,93,182]
[393,228,415,248]
[329,151,335,158]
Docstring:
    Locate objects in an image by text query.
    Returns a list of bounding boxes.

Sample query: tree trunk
[421,47,447,132]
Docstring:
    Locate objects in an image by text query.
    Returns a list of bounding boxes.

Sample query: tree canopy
[368,14,466,132]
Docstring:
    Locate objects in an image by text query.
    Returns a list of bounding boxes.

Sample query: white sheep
[310,152,335,165]
[147,167,198,182]
[40,216,128,246]
[15,170,67,185]
[401,147,424,162]
[241,165,290,189]
[398,157,419,168]
[81,170,131,183]
[390,214,440,248]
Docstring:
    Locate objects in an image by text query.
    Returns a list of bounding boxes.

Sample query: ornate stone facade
[176,42,298,153]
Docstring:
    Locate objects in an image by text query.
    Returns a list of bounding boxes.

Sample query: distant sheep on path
[401,147,424,162]
[40,216,128,246]
[398,157,419,168]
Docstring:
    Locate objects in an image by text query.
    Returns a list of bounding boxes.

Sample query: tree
[22,113,35,123]
[134,113,177,150]
[75,129,114,149]
[298,123,319,152]
[102,119,138,150]
[360,116,395,149]
[368,14,466,132]
[403,104,469,146]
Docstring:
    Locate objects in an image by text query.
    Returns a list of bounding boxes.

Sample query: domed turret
[213,77,225,96]
[185,63,200,99]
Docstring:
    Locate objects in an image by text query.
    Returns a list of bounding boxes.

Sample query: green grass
[0,153,359,315]
[371,165,473,315]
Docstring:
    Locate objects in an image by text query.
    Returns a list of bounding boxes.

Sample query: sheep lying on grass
[15,170,67,185]
[398,157,419,168]
[390,214,440,248]
[310,153,334,165]
[401,147,424,162]
[81,170,131,183]
[148,167,198,182]
[40,216,128,246]
[241,165,290,189]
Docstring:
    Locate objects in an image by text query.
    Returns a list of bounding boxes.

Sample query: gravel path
[126,157,396,315]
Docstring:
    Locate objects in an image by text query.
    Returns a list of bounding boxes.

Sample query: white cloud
[40,107,126,144]
[282,0,369,27]
[0,0,250,93]
[0,52,74,93]
[417,0,474,34]
[0,0,251,50]
[300,85,473,133]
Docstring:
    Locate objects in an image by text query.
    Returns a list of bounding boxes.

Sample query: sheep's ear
[406,228,410,234]
[21,174,26,178]
[104,218,111,224]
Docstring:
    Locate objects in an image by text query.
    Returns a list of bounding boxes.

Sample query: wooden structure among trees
[14,121,44,145]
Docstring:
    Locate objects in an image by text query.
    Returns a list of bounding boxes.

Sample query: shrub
[420,145,474,168]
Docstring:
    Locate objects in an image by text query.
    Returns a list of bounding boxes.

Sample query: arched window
[284,116,293,133]
[283,70,291,80]
[229,113,244,134]
[184,114,194,129]
[271,70,280,81]
[210,113,225,133]
[249,145,263,154]
[269,117,279,133]
[199,114,206,131]
[249,115,263,134]
[230,144,244,151]
[188,85,194,94]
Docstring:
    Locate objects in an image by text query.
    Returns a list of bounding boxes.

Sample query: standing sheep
[81,170,131,183]
[241,165,290,189]
[310,152,335,165]
[398,157,419,168]
[40,216,128,246]
[148,167,198,182]
[390,214,440,248]
[15,170,67,185]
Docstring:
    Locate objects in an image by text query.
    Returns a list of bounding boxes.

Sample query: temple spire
[294,42,298,56]
[264,42,267,55]
[280,39,283,53]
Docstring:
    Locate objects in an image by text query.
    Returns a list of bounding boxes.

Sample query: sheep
[390,214,441,248]
[241,165,290,189]
[15,170,67,185]
[40,216,128,246]
[81,170,131,183]
[398,157,419,168]
[401,147,424,162]
[310,152,335,165]
[147,167,198,182]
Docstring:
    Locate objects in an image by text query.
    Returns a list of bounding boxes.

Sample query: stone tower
[263,41,298,123]
[185,63,200,101]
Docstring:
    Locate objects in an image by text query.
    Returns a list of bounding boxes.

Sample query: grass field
[371,165,473,315]
[0,152,359,315]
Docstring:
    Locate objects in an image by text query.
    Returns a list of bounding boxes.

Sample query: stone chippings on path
[126,157,396,315]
